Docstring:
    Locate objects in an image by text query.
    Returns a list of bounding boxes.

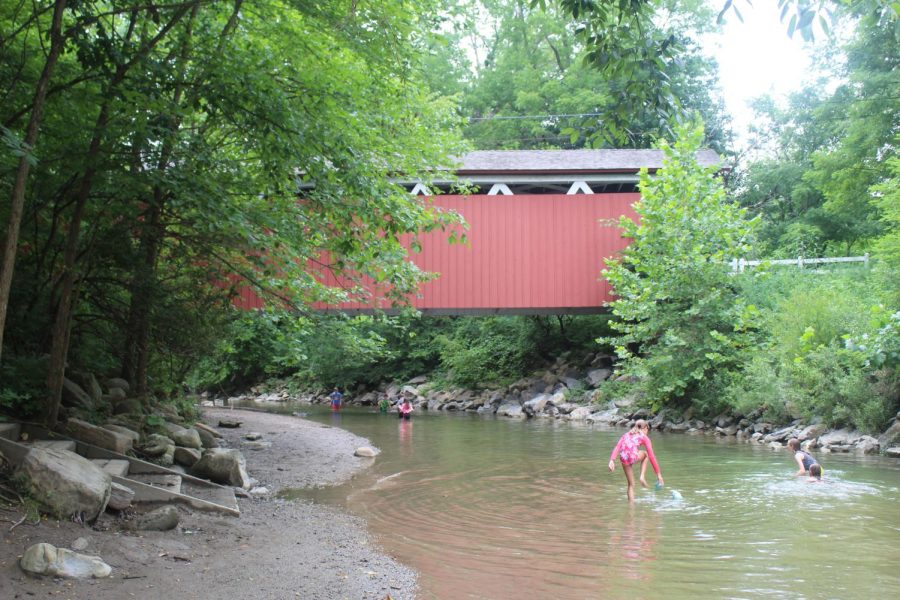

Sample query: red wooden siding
[305,192,639,314]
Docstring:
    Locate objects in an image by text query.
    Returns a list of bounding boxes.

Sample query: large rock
[104,377,130,393]
[763,425,796,444]
[162,423,202,449]
[20,543,112,578]
[132,505,180,531]
[108,482,135,510]
[18,447,111,521]
[587,408,619,424]
[878,421,900,449]
[586,368,612,386]
[797,423,828,441]
[112,397,143,415]
[855,435,880,455]
[567,406,593,420]
[193,422,223,439]
[66,418,133,454]
[102,423,141,445]
[818,429,856,447]
[142,433,174,457]
[61,378,94,411]
[173,427,202,448]
[174,446,202,467]
[496,403,525,418]
[523,394,550,416]
[106,387,127,401]
[189,448,251,489]
[195,427,219,449]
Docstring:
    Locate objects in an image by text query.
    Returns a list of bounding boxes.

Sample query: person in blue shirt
[329,388,344,412]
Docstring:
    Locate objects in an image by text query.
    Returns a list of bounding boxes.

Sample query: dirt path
[0,408,416,600]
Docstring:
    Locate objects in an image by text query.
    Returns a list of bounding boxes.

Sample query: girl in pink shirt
[608,419,664,502]
[399,399,413,420]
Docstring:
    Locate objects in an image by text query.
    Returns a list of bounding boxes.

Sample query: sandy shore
[0,408,416,600]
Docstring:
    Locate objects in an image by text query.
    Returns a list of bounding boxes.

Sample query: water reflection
[398,419,413,461]
[614,506,659,582]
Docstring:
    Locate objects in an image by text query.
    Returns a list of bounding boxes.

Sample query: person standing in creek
[329,387,344,412]
[608,419,664,502]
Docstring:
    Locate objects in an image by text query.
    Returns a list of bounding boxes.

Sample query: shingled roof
[454,149,722,173]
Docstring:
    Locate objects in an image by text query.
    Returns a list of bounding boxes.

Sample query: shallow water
[265,405,900,600]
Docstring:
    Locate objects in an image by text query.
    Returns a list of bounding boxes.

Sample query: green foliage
[187,310,309,392]
[738,11,898,258]
[185,309,616,394]
[869,155,900,304]
[435,318,533,388]
[2,0,472,410]
[787,343,897,431]
[845,308,900,370]
[0,355,47,418]
[767,281,873,361]
[602,119,757,409]
[143,414,164,431]
[724,267,898,432]
[723,354,792,423]
[456,0,729,150]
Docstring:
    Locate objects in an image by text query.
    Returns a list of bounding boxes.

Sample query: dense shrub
[187,309,306,392]
[0,354,47,418]
[787,343,897,431]
[724,269,898,432]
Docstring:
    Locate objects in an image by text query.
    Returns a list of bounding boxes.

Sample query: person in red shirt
[608,419,664,502]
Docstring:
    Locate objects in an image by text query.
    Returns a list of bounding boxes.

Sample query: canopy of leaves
[447,0,731,150]
[0,0,468,402]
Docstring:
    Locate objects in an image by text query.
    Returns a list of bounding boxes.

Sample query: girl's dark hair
[787,438,801,451]
[809,464,822,479]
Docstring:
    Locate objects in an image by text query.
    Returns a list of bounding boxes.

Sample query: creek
[254,404,899,600]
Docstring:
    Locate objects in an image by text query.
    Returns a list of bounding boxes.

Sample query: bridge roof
[454,149,722,173]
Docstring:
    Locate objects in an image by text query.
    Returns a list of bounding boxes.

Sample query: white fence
[730,254,870,273]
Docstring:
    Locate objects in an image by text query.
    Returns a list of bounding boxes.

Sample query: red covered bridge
[242,149,721,315]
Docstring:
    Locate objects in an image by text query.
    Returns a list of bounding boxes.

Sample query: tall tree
[737,9,899,257]
[2,0,468,421]
[460,0,730,150]
[603,120,756,409]
[0,0,67,363]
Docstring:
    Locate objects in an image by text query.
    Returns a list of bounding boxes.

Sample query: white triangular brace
[410,183,430,196]
[487,183,513,195]
[566,181,594,195]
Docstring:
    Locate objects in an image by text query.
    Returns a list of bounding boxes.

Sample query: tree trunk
[45,3,196,426]
[45,98,112,428]
[0,0,67,363]
[121,3,201,397]
[121,202,163,397]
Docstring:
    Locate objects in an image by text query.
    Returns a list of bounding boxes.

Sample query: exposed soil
[0,407,416,600]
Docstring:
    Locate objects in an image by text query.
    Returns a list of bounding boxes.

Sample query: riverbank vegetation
[1,2,897,435]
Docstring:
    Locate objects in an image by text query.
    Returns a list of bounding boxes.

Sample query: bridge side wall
[310,192,640,314]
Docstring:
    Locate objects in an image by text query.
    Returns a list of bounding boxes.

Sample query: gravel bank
[1,408,416,600]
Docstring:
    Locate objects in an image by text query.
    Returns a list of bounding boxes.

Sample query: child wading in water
[807,463,823,483]
[608,419,664,502]
[787,438,822,477]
